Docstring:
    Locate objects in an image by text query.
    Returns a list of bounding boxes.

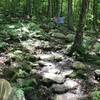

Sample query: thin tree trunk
[92,0,98,32]
[26,0,33,19]
[60,0,64,16]
[67,0,74,31]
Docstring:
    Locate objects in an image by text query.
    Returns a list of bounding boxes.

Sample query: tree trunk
[60,0,64,16]
[67,0,74,31]
[55,0,60,17]
[68,0,89,56]
[26,0,33,19]
[92,0,98,32]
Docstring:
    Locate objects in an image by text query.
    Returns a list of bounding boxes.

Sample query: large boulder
[42,73,65,84]
[0,79,12,100]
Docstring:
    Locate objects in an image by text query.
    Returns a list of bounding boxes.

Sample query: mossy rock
[66,34,75,42]
[0,79,12,100]
[51,32,66,39]
[69,71,77,78]
[72,61,86,70]
[69,70,87,79]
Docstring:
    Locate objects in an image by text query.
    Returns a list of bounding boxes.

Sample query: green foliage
[0,42,7,50]
[91,90,100,100]
[94,43,100,52]
[83,35,96,51]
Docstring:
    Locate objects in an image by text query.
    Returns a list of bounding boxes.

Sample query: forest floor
[0,20,100,100]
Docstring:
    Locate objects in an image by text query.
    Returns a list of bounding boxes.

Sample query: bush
[91,90,100,100]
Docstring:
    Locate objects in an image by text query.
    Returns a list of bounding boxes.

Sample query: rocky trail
[0,28,100,100]
[20,37,99,100]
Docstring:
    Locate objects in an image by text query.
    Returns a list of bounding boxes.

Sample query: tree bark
[26,0,33,19]
[92,0,98,32]
[68,0,89,56]
[67,0,74,31]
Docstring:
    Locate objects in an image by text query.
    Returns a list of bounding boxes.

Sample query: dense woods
[0,0,100,100]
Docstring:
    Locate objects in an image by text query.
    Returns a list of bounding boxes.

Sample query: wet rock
[42,73,65,84]
[72,61,86,70]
